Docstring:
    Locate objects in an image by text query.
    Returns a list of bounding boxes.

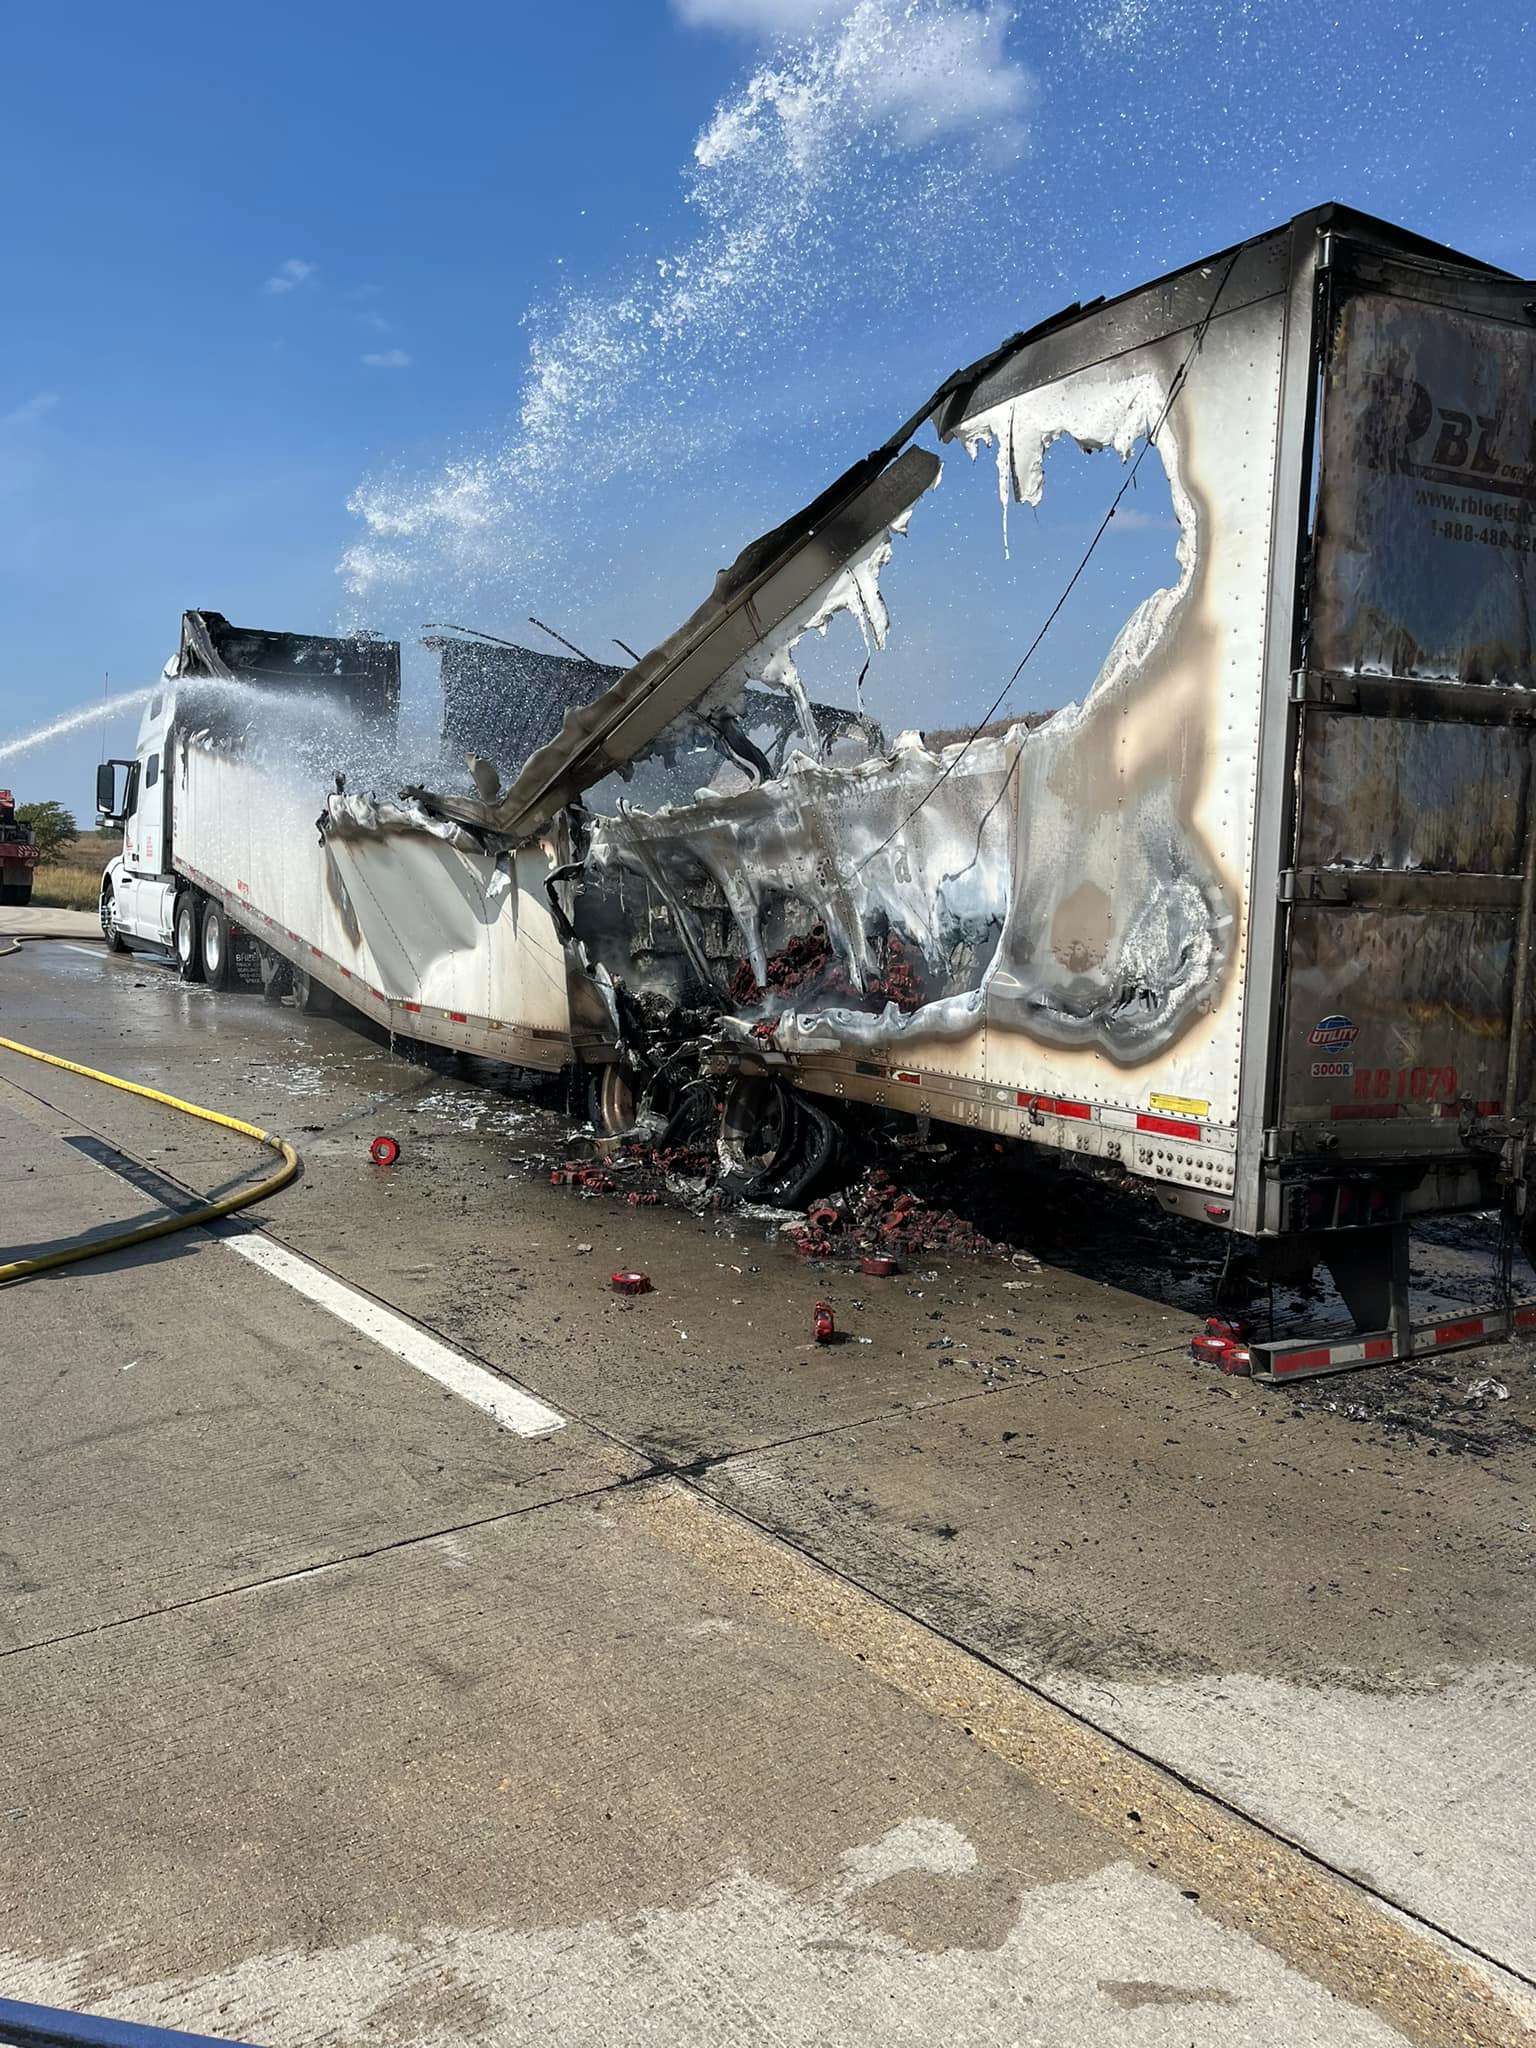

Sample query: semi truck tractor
[96,610,581,1073]
[99,205,1536,1380]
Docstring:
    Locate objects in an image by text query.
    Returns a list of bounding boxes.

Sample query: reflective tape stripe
[1018,1093,1091,1120]
[1271,1333,1395,1377]
[1136,1112,1201,1140]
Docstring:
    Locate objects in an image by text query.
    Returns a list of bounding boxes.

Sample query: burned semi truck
[101,205,1536,1378]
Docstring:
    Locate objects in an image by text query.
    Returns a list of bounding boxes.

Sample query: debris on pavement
[1191,1316,1252,1376]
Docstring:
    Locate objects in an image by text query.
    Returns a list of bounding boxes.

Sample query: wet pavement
[2,937,1534,2046]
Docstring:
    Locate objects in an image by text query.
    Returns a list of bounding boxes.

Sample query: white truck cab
[97,683,177,952]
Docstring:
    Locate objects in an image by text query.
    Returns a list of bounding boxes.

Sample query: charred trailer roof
[431,636,625,773]
[173,610,401,725]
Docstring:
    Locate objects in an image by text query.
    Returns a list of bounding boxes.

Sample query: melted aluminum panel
[595,288,1286,1118]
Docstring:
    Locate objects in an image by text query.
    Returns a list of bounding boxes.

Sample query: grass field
[30,832,117,912]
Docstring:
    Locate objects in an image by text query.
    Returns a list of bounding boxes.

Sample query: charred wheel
[587,1062,639,1138]
[717,1077,839,1206]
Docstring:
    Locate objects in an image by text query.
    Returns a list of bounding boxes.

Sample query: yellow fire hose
[0,939,300,1284]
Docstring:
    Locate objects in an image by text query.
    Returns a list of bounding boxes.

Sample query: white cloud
[1,392,59,430]
[361,349,413,369]
[264,258,317,295]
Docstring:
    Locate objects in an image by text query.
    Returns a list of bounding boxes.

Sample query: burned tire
[258,946,292,1004]
[100,885,129,954]
[717,1078,839,1206]
[0,883,30,907]
[587,1062,639,1138]
[174,892,203,982]
[290,964,333,1016]
[200,901,232,992]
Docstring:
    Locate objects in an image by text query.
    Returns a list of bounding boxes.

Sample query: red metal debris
[1191,1315,1251,1375]
[806,1202,841,1233]
[729,925,927,1016]
[611,1270,653,1296]
[859,1254,901,1278]
[847,1168,995,1257]
[625,1190,661,1206]
[553,1160,617,1193]
[813,1300,836,1343]
[369,1134,401,1166]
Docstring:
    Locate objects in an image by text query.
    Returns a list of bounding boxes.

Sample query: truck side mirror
[97,758,136,822]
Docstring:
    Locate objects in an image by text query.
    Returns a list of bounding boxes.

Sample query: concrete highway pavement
[2,938,1534,2045]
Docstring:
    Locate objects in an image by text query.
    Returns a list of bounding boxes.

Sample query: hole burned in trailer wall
[583,342,1241,1064]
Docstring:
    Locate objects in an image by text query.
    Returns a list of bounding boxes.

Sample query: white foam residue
[705,503,926,747]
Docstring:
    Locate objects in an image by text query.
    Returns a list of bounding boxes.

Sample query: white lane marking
[225,1230,567,1438]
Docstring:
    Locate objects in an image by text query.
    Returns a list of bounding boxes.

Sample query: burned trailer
[403,204,1536,1378]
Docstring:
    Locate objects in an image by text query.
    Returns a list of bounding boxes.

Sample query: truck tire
[200,902,233,991]
[100,883,130,954]
[174,892,204,981]
[587,1063,639,1138]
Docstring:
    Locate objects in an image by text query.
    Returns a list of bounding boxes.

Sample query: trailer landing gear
[289,965,333,1015]
[258,947,292,1004]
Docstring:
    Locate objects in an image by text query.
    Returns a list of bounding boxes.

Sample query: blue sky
[2,0,1531,818]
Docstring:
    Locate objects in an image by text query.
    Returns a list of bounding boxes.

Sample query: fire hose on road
[0,938,300,1285]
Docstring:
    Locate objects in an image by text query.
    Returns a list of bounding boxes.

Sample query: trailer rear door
[1276,240,1536,1160]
